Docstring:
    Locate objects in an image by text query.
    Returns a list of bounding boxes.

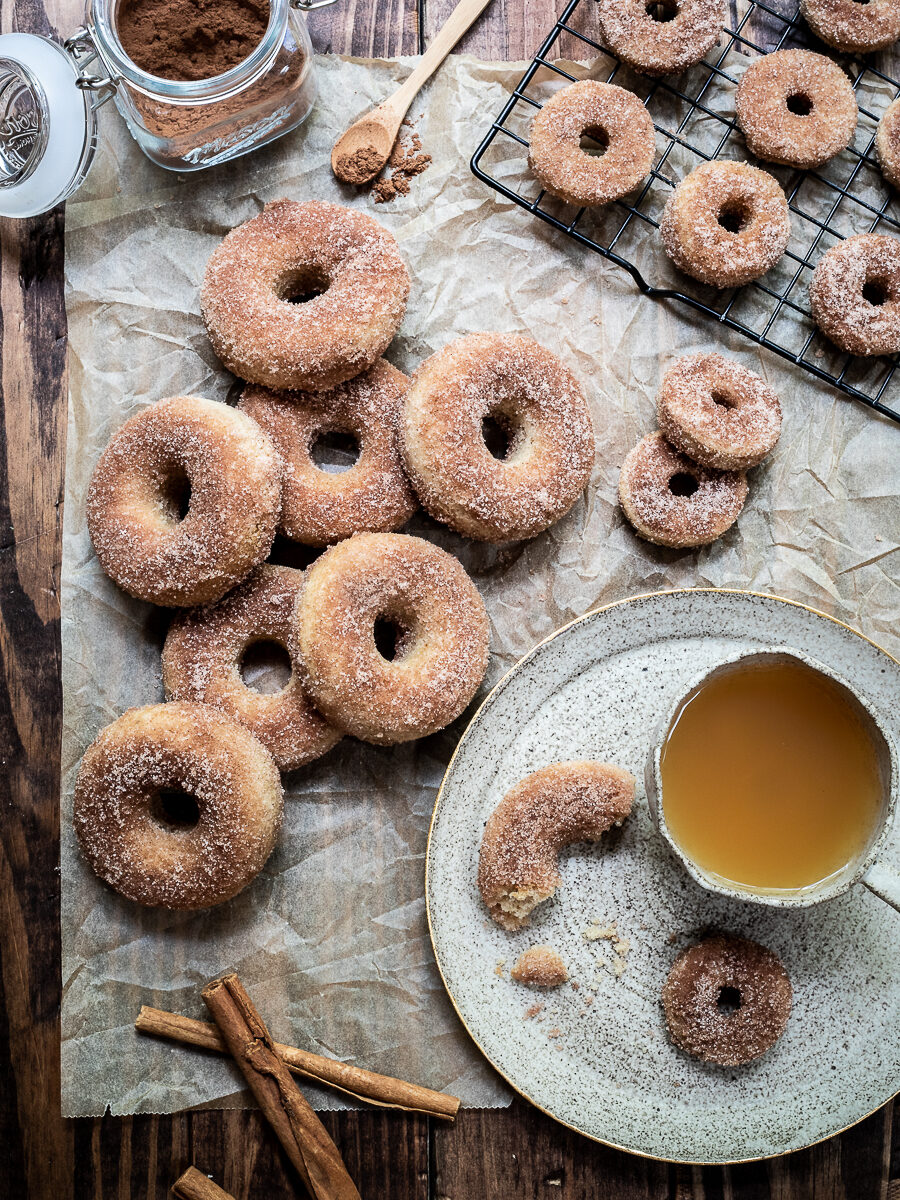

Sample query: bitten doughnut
[162,565,341,772]
[528,80,656,206]
[201,199,410,392]
[736,50,857,170]
[662,935,793,1065]
[657,353,782,470]
[660,161,791,288]
[800,0,900,54]
[596,0,725,77]
[809,233,900,356]
[876,98,900,189]
[87,395,282,608]
[401,333,594,542]
[238,360,417,547]
[511,946,568,988]
[478,762,635,930]
[294,532,490,744]
[73,703,283,909]
[618,432,749,548]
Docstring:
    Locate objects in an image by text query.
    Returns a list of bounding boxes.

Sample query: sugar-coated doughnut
[528,80,656,206]
[162,565,341,772]
[201,199,410,393]
[619,432,748,548]
[597,0,725,77]
[238,360,417,547]
[294,532,490,744]
[478,762,635,930]
[662,935,793,1065]
[660,161,791,288]
[401,333,595,543]
[809,233,900,356]
[876,97,900,189]
[657,353,782,471]
[800,0,900,53]
[511,946,568,988]
[73,703,283,909]
[736,50,857,170]
[87,395,282,608]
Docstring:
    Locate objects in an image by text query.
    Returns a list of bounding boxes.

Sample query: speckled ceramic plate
[426,590,900,1164]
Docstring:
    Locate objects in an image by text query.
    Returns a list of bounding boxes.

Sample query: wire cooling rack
[471,0,900,424]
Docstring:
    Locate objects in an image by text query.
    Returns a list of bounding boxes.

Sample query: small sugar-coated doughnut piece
[201,199,410,392]
[402,333,595,543]
[657,353,782,471]
[660,161,791,288]
[618,432,748,548]
[662,935,792,1065]
[294,532,490,744]
[800,0,900,54]
[478,762,635,930]
[736,50,857,170]
[876,98,900,189]
[73,703,283,909]
[511,946,568,988]
[238,360,417,547]
[809,233,900,356]
[528,80,656,206]
[162,565,341,772]
[87,395,282,608]
[597,0,725,76]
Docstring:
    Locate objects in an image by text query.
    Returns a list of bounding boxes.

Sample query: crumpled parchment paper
[62,50,900,1118]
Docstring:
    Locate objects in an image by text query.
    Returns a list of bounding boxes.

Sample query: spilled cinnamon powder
[372,122,432,203]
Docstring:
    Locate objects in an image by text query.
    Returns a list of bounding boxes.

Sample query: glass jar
[0,0,337,217]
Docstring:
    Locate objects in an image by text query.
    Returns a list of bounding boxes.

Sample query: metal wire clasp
[64,27,117,104]
[289,0,343,9]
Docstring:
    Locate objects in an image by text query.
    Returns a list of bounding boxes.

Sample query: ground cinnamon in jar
[117,0,270,81]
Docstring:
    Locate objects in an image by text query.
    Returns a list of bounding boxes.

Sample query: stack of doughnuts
[619,352,782,548]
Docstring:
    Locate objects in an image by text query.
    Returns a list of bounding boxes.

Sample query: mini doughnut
[596,0,725,77]
[661,935,793,1065]
[809,233,900,356]
[401,333,595,542]
[73,702,283,909]
[87,395,282,608]
[201,199,411,393]
[528,80,656,206]
[800,0,900,54]
[511,946,568,988]
[876,97,900,188]
[162,565,341,772]
[238,360,417,547]
[660,161,791,288]
[736,50,858,170]
[618,432,748,548]
[657,353,782,471]
[478,762,635,930]
[293,532,490,744]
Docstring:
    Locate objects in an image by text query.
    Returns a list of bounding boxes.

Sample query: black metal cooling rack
[471,0,900,424]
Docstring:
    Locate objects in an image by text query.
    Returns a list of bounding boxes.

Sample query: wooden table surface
[1,0,898,1195]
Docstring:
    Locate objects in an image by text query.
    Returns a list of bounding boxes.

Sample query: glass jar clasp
[64,28,117,105]
[290,0,343,9]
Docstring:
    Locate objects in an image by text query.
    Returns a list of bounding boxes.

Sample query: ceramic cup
[645,647,900,912]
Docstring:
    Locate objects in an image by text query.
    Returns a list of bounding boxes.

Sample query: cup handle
[862,860,900,913]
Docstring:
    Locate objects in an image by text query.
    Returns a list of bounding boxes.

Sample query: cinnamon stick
[202,974,360,1200]
[172,1166,236,1200]
[136,1005,459,1120]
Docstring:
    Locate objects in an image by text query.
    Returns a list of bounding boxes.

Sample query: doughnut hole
[717,202,750,234]
[646,0,679,21]
[278,265,330,306]
[481,398,527,462]
[372,604,418,662]
[150,786,201,830]
[157,461,192,523]
[862,275,895,307]
[669,471,699,497]
[786,92,813,117]
[710,389,737,410]
[717,985,743,1015]
[239,637,293,694]
[579,125,610,158]
[310,427,361,473]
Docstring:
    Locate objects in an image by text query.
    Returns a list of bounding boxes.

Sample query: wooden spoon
[331,0,494,185]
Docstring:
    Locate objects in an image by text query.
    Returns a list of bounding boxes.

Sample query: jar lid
[0,34,98,218]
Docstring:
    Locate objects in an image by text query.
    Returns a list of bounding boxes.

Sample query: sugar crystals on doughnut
[810,233,900,356]
[800,0,900,54]
[876,98,900,190]
[596,0,725,77]
[511,946,568,988]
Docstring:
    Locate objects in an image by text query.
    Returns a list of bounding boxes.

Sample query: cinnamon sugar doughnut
[662,935,793,1065]
[597,0,725,77]
[736,50,858,170]
[294,532,490,744]
[162,565,341,772]
[618,432,748,548]
[528,80,656,206]
[201,199,410,393]
[809,233,900,356]
[478,762,635,930]
[657,353,782,470]
[238,360,417,547]
[73,703,283,909]
[660,161,791,288]
[800,0,900,53]
[87,395,282,608]
[401,333,595,543]
[876,98,900,189]
[511,946,568,988]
